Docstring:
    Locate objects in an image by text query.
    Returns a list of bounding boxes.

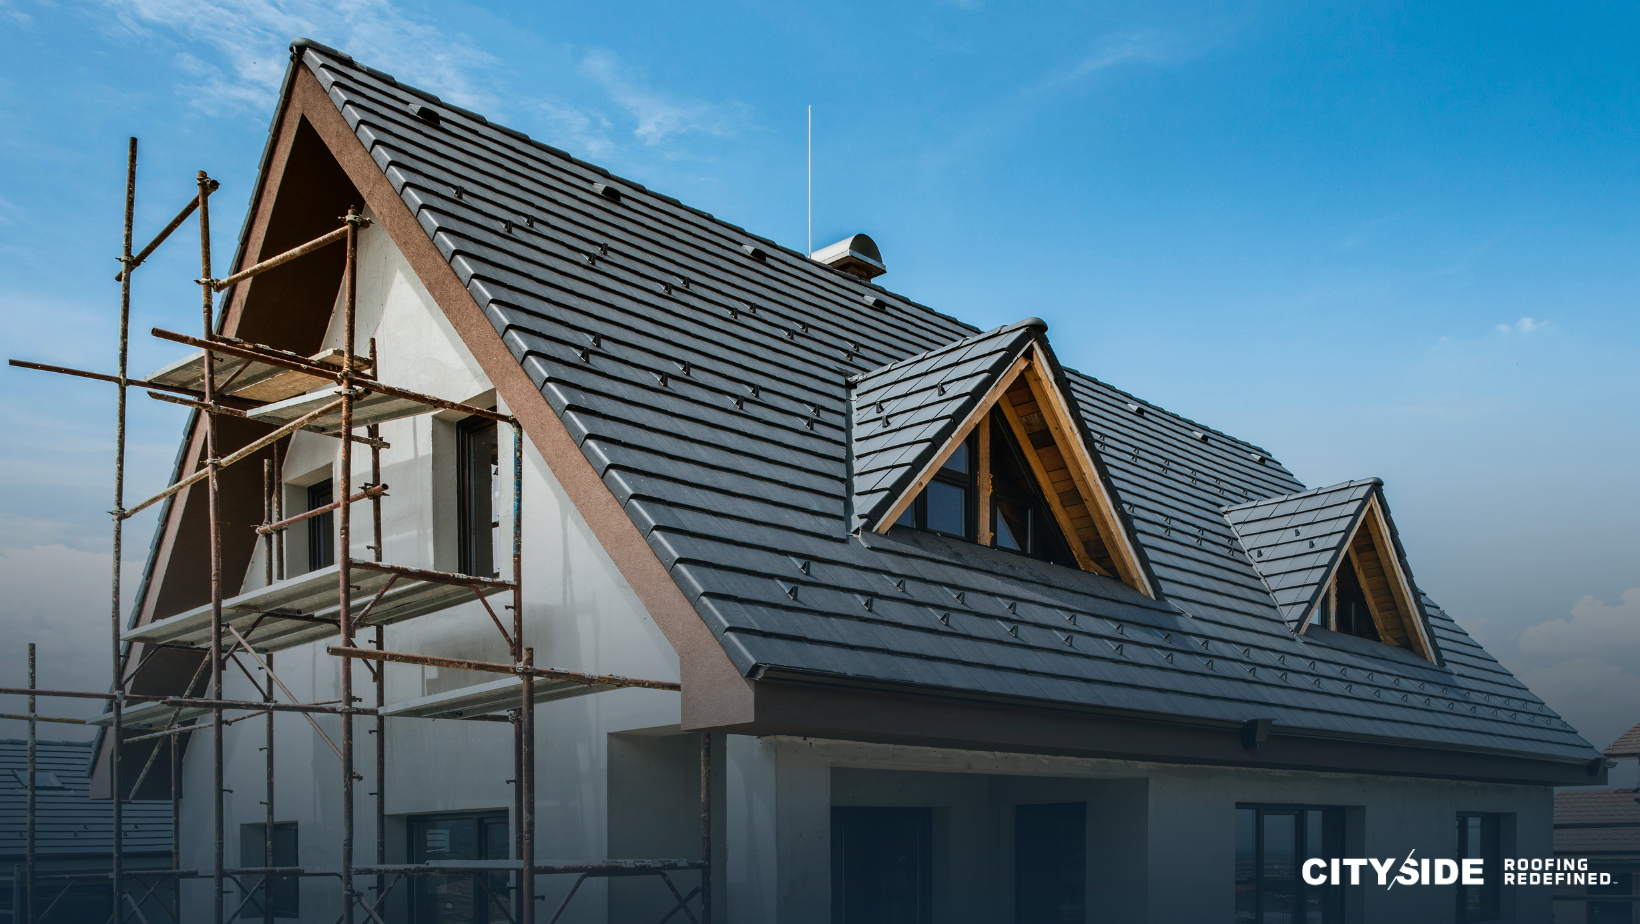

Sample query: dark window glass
[1332,558,1379,641]
[1015,802,1086,924]
[458,417,500,578]
[410,811,511,924]
[1456,814,1501,922]
[989,409,1075,567]
[10,770,62,789]
[307,480,334,571]
[831,807,933,924]
[240,822,299,917]
[894,434,975,540]
[1236,805,1343,924]
[1590,871,1632,923]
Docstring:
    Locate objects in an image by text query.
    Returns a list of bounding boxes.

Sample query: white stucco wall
[177,215,686,923]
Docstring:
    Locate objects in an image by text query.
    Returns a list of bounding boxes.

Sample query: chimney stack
[811,234,885,281]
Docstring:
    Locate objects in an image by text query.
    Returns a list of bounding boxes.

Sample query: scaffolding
[3,140,711,924]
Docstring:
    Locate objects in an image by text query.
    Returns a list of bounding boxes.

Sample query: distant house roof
[1606,719,1640,759]
[0,740,170,859]
[1555,788,1640,857]
[186,40,1603,775]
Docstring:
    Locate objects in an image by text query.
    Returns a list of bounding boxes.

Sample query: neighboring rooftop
[0,740,171,859]
[1555,788,1640,857]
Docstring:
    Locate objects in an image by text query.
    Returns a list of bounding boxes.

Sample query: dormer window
[988,408,1075,567]
[1224,478,1441,663]
[894,434,976,539]
[856,318,1154,597]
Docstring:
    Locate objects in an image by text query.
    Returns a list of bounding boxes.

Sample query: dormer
[850,319,1154,597]
[1224,479,1441,663]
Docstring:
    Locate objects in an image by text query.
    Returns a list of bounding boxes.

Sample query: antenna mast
[807,104,812,256]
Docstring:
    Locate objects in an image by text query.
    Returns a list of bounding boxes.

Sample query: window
[989,408,1075,567]
[1236,805,1343,924]
[831,807,933,924]
[1015,802,1085,924]
[410,811,510,924]
[1456,814,1501,922]
[1316,556,1380,641]
[240,822,298,918]
[457,416,501,578]
[10,770,63,789]
[894,433,975,540]
[307,480,335,571]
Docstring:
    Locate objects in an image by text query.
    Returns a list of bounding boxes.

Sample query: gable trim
[1016,357,1155,597]
[871,341,1156,598]
[276,61,757,724]
[1299,493,1437,662]
[871,353,1031,534]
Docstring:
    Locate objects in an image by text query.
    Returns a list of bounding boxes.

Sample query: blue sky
[1,1,1635,772]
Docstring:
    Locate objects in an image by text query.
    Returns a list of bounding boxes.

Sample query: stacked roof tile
[1555,788,1640,855]
[292,41,1600,765]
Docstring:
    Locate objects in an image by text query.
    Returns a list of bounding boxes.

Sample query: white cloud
[1495,316,1551,335]
[102,0,497,116]
[1510,589,1640,757]
[580,49,749,146]
[0,0,31,28]
[535,99,616,159]
[1517,588,1640,665]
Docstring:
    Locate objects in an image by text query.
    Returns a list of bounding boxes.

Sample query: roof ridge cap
[290,39,981,340]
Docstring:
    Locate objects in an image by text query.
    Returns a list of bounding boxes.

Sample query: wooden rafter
[1303,494,1435,661]
[872,341,1155,599]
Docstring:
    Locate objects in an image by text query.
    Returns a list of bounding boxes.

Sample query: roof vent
[811,234,886,280]
[592,182,623,203]
[408,103,441,126]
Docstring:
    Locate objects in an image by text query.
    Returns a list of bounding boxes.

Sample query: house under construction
[3,37,1613,924]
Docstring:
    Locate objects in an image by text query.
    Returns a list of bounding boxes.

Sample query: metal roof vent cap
[811,233,886,280]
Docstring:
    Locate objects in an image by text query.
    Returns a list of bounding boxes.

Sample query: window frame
[408,810,512,924]
[456,415,501,579]
[1235,803,1345,924]
[239,821,299,918]
[306,479,335,572]
[1456,812,1502,923]
[893,432,977,541]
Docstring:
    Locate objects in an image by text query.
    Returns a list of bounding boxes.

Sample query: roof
[1224,479,1380,628]
[1555,788,1640,856]
[274,40,1600,767]
[1606,719,1640,758]
[850,318,1043,530]
[0,740,171,859]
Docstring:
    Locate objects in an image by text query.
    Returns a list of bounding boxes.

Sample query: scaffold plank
[124,563,506,652]
[246,386,430,434]
[379,674,626,720]
[86,700,210,729]
[147,347,368,403]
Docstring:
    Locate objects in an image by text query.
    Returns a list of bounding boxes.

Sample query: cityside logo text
[1301,853,1614,888]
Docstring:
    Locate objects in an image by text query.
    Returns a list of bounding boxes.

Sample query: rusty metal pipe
[209,224,352,292]
[114,182,213,281]
[345,558,516,590]
[6,359,256,406]
[149,330,513,424]
[0,712,83,725]
[256,485,387,535]
[123,396,343,518]
[323,646,682,692]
